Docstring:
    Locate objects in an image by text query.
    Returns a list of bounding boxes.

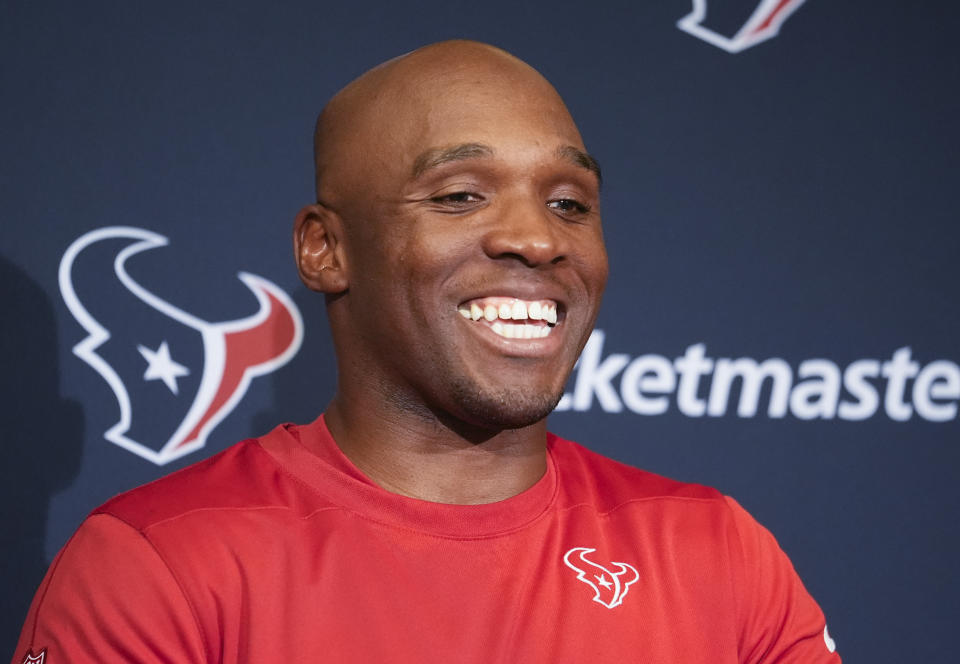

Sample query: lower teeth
[491,322,551,339]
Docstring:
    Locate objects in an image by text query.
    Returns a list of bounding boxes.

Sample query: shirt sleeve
[724,496,842,664]
[11,513,207,664]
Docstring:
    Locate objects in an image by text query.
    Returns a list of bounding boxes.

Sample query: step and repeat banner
[2,1,957,661]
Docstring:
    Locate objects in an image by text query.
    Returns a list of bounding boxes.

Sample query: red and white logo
[678,0,808,53]
[21,649,45,664]
[59,226,303,465]
[563,547,639,609]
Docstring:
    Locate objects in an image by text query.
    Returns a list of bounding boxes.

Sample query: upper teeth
[458,298,558,327]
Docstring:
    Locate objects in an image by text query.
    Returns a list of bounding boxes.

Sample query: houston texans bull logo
[59,226,303,465]
[678,0,808,53]
[563,547,640,609]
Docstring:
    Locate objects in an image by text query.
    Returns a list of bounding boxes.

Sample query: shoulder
[13,512,209,662]
[94,428,301,532]
[547,432,725,513]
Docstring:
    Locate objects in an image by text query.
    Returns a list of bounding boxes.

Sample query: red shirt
[14,416,840,663]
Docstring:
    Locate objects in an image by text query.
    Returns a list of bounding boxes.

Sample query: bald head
[312,40,591,206]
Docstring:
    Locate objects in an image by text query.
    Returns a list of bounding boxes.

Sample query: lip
[456,281,569,317]
[451,273,576,350]
[456,302,567,358]
[457,280,569,307]
[462,318,566,357]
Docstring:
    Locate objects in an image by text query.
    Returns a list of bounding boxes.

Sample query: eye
[431,192,483,206]
[547,198,591,215]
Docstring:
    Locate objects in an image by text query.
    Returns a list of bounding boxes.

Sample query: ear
[293,204,349,293]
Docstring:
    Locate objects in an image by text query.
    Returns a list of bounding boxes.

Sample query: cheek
[399,223,479,285]
[594,254,610,293]
[346,218,413,286]
[584,232,610,291]
[570,245,609,296]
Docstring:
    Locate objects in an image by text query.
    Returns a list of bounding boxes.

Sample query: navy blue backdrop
[3,1,958,661]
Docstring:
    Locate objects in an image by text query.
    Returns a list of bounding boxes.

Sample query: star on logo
[137,341,190,394]
[595,574,612,589]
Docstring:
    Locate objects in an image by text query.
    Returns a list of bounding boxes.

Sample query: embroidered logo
[563,546,639,609]
[22,649,46,664]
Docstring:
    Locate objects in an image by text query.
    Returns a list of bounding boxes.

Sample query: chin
[448,381,563,430]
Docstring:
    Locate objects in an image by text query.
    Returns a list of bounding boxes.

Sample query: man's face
[328,59,608,430]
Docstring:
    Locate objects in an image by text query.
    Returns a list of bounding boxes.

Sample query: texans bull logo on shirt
[59,226,303,465]
[677,0,808,53]
[563,547,640,609]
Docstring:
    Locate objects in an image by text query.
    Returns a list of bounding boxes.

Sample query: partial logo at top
[59,226,303,465]
[678,0,808,53]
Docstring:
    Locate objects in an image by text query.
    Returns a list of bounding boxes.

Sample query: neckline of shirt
[257,414,559,539]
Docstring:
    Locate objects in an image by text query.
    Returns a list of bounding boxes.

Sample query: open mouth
[458,296,559,339]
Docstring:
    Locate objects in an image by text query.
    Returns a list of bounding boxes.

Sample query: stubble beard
[446,377,564,431]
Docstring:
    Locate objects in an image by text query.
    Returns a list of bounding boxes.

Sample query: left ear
[293,203,349,294]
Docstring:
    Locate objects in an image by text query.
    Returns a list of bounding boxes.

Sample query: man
[13,41,840,662]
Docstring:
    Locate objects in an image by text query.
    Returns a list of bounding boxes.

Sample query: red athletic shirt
[13,416,840,663]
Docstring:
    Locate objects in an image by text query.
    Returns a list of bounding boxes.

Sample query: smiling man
[13,41,840,663]
[293,41,609,506]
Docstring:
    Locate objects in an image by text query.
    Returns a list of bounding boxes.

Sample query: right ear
[293,203,349,294]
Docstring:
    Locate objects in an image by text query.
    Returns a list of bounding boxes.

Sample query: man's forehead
[314,41,587,199]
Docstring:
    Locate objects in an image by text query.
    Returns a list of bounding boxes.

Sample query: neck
[323,394,549,505]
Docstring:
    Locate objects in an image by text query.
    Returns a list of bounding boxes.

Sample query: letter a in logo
[564,547,639,609]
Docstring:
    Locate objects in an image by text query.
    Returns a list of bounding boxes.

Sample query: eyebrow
[409,141,603,185]
[411,143,494,179]
[557,145,602,185]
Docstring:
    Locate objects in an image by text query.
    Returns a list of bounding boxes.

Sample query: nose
[482,195,566,267]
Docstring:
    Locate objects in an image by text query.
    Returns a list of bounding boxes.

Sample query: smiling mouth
[457,297,559,339]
